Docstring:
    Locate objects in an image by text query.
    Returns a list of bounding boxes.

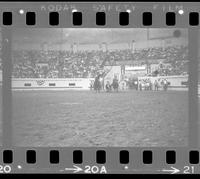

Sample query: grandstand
[11,28,188,80]
[11,43,188,90]
[11,29,187,80]
[12,45,188,78]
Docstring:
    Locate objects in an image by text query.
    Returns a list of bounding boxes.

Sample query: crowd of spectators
[11,45,188,78]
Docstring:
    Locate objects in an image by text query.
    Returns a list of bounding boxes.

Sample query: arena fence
[138,75,189,91]
[12,78,94,90]
[11,75,189,91]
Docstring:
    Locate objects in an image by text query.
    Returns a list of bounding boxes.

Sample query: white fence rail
[12,78,94,90]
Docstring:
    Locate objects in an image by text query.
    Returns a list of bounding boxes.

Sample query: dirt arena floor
[12,90,189,147]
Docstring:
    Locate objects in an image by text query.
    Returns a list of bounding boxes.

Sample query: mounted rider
[112,75,119,92]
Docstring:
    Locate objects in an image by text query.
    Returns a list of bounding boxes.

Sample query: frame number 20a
[84,165,107,174]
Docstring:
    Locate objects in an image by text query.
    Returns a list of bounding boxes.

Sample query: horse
[93,76,102,93]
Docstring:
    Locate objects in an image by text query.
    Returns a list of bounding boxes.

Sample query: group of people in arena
[90,75,119,93]
[11,45,188,79]
[138,79,169,91]
[105,77,119,92]
[91,75,169,93]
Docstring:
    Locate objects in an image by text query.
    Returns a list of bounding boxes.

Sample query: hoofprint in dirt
[12,90,188,147]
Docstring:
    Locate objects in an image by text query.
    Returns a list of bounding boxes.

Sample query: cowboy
[139,80,142,91]
[90,80,94,90]
[105,81,111,92]
[154,80,159,91]
[163,79,168,91]
[112,76,119,92]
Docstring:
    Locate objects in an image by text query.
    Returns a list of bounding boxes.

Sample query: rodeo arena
[0,28,192,146]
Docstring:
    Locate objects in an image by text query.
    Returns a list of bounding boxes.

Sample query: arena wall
[12,78,94,90]
[10,75,189,91]
[138,75,189,91]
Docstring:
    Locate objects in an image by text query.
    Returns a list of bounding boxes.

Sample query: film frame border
[0,2,199,174]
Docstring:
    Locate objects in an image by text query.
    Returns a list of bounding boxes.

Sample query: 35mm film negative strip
[0,1,199,174]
